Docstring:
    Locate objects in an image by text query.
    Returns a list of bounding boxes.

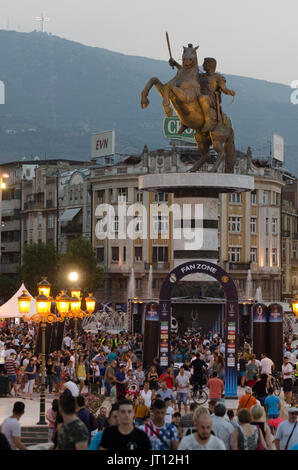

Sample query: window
[123,246,126,262]
[153,215,169,235]
[292,244,297,260]
[97,247,104,263]
[228,216,242,233]
[111,247,119,263]
[136,190,143,203]
[97,190,105,204]
[262,191,269,204]
[152,246,168,262]
[154,192,169,203]
[229,193,242,204]
[272,192,277,205]
[250,217,257,234]
[134,246,142,262]
[134,215,142,234]
[265,218,269,235]
[136,279,142,289]
[112,216,119,233]
[272,248,278,265]
[265,247,269,265]
[250,247,257,263]
[272,218,278,235]
[48,215,54,229]
[228,247,241,262]
[118,188,128,201]
[251,191,257,205]
[38,215,43,228]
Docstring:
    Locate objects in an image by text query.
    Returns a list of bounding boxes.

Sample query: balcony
[283,231,290,238]
[229,261,251,271]
[61,223,83,234]
[145,261,170,271]
[24,200,44,210]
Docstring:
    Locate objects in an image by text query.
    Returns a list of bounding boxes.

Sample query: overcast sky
[0,0,296,86]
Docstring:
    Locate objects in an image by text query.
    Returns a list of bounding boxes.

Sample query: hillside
[0,30,296,173]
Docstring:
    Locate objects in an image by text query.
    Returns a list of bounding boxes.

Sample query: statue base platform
[139,172,254,197]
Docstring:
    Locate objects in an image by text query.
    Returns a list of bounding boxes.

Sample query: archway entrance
[158,260,239,398]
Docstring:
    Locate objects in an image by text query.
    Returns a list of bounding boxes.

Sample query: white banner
[272,134,284,162]
[91,130,115,158]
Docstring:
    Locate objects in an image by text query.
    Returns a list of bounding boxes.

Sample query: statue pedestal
[139,172,254,398]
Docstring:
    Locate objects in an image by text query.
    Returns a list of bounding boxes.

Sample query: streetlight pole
[38,321,46,425]
[18,282,95,425]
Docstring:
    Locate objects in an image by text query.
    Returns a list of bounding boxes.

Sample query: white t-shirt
[276,420,298,450]
[165,406,175,424]
[1,417,21,450]
[4,349,16,358]
[282,363,293,379]
[140,389,152,408]
[176,373,189,393]
[65,381,79,397]
[63,336,71,348]
[179,433,226,450]
[260,357,273,374]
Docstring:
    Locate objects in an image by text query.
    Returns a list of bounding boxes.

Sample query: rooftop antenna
[35,12,50,33]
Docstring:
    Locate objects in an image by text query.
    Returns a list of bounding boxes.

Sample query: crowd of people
[0,321,297,450]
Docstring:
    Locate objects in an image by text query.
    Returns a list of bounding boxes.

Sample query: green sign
[163,115,233,143]
[163,116,195,143]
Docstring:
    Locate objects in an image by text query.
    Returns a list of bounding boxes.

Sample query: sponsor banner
[253,304,267,323]
[146,302,159,322]
[268,303,283,323]
[228,348,235,354]
[227,357,236,367]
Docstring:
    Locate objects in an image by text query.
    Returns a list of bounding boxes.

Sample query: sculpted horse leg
[223,128,236,173]
[210,132,225,172]
[189,132,211,172]
[141,77,165,109]
[210,125,235,173]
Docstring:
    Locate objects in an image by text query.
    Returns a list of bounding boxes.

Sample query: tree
[0,275,19,302]
[20,242,61,296]
[59,237,104,294]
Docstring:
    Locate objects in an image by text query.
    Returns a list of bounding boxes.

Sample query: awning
[59,208,81,222]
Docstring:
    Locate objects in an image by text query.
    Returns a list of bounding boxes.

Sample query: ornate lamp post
[18,280,96,423]
[18,286,65,425]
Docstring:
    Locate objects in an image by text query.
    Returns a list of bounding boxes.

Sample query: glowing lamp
[36,294,52,317]
[37,278,51,297]
[70,295,81,314]
[71,287,81,299]
[85,293,96,314]
[56,291,70,317]
[18,290,31,315]
[292,297,298,318]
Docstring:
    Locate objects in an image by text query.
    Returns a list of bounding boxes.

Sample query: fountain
[246,269,253,300]
[255,286,263,303]
[147,265,153,300]
[127,267,136,300]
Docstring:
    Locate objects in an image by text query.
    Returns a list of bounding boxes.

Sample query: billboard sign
[91,130,115,158]
[272,134,284,163]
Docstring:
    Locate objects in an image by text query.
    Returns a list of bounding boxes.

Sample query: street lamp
[18,281,95,424]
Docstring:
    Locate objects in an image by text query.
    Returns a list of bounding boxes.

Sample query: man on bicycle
[190,353,208,395]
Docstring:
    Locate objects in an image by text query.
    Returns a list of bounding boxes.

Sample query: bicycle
[270,373,281,396]
[191,386,208,404]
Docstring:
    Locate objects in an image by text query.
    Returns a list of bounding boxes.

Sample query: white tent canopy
[0,283,37,319]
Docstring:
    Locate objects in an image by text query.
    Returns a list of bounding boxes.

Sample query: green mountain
[0,30,296,174]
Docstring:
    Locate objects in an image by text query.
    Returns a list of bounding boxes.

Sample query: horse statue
[141,43,236,173]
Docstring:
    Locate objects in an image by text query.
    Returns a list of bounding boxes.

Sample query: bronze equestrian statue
[141,43,236,173]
